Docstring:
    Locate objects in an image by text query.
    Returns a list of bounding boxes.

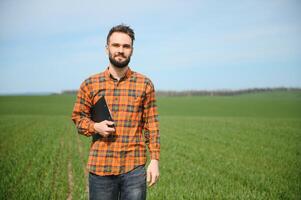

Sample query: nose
[117,46,124,53]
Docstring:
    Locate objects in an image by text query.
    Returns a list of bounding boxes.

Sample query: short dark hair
[106,24,135,45]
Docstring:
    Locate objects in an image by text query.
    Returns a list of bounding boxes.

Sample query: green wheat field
[0,91,300,199]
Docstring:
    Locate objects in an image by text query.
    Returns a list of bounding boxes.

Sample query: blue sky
[0,0,300,94]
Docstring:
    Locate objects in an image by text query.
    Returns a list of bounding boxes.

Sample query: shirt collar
[104,67,133,81]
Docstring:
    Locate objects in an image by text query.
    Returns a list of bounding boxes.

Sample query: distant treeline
[60,87,301,96]
[156,87,301,96]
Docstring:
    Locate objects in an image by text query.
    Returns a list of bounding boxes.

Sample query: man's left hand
[147,159,159,187]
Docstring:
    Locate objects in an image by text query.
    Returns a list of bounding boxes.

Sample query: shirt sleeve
[143,81,160,160]
[71,81,96,137]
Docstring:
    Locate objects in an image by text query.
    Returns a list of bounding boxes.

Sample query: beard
[108,52,131,69]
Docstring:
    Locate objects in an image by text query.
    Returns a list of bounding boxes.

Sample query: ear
[130,47,134,56]
[105,45,109,55]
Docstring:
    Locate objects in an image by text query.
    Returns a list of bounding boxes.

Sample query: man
[72,24,160,200]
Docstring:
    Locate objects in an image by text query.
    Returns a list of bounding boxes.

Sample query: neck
[109,65,128,80]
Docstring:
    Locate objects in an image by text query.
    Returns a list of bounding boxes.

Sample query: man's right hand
[93,120,115,137]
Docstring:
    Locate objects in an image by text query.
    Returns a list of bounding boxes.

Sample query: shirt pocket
[123,91,144,113]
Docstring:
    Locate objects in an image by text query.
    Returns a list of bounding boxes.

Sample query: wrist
[150,159,159,164]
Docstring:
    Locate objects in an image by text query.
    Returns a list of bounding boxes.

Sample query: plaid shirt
[72,68,160,176]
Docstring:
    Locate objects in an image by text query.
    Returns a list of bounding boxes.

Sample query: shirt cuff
[88,121,96,135]
[150,151,160,161]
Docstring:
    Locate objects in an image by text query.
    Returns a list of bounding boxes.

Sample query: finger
[149,173,157,187]
[106,121,115,126]
[147,170,151,185]
[148,174,154,187]
[106,127,115,132]
[151,173,160,187]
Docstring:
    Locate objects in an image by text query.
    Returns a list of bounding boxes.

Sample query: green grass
[0,91,300,199]
[158,91,301,118]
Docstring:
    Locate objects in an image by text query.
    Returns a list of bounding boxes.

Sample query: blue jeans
[89,165,147,200]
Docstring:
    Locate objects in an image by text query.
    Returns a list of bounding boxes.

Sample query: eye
[123,44,131,49]
[111,43,120,47]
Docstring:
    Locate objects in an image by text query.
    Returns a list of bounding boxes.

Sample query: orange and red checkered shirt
[72,67,160,176]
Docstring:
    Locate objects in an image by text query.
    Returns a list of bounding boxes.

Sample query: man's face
[106,32,133,68]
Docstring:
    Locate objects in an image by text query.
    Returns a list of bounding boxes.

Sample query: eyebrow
[111,43,132,48]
